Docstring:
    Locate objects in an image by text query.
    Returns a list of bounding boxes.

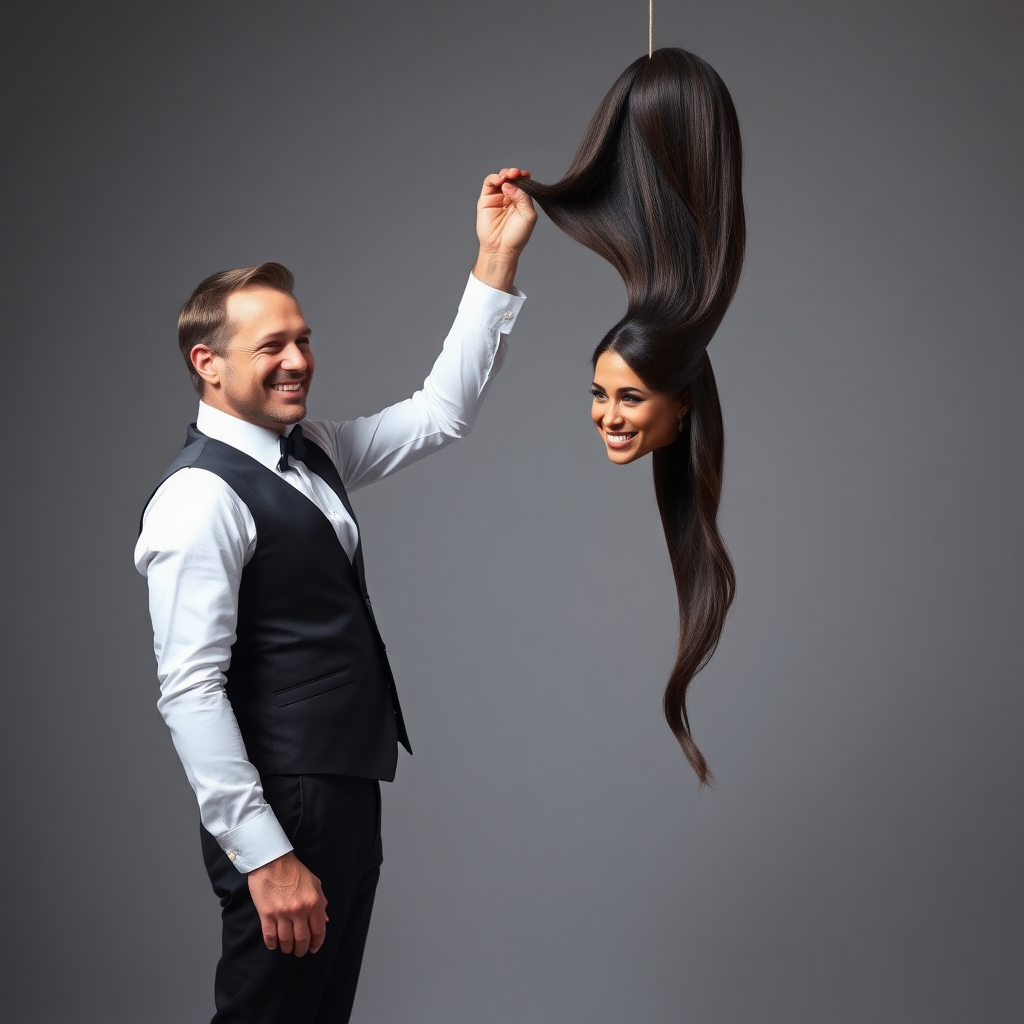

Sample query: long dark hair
[517,48,744,784]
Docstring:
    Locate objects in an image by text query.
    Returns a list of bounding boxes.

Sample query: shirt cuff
[216,806,294,874]
[459,273,527,334]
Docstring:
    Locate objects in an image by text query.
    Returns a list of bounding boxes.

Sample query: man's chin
[268,397,307,421]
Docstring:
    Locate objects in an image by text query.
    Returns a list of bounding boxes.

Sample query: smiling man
[191,283,317,430]
[135,170,535,1024]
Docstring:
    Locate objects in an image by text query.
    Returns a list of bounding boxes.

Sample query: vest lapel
[300,440,373,604]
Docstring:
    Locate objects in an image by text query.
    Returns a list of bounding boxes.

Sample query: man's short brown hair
[178,262,296,394]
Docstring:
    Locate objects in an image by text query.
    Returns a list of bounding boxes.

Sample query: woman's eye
[622,394,641,404]
[591,390,606,400]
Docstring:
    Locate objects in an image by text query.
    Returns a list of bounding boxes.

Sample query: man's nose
[281,343,308,370]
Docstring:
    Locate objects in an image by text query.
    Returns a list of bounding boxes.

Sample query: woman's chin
[604,444,644,465]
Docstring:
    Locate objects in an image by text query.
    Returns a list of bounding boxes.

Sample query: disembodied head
[518,48,745,784]
[590,350,689,464]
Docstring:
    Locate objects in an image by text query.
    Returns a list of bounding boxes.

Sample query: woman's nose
[602,402,624,427]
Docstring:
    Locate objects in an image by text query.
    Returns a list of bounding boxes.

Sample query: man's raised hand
[473,167,537,292]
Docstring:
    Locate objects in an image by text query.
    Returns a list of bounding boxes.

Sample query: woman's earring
[677,417,684,433]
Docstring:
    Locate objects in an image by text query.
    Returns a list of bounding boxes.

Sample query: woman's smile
[604,430,638,449]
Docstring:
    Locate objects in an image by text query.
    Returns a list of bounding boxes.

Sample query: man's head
[178,263,314,433]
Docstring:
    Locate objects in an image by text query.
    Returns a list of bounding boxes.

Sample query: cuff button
[227,850,238,862]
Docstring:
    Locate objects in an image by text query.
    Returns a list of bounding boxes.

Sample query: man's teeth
[273,383,301,391]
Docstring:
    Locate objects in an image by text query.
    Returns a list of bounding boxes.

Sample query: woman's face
[590,351,688,464]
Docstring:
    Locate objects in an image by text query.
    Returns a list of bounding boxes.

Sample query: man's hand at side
[247,851,329,956]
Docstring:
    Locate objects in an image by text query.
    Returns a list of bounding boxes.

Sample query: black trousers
[201,774,383,1024]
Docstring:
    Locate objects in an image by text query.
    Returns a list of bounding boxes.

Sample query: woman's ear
[678,391,692,418]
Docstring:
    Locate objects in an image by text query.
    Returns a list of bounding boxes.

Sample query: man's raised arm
[308,168,537,490]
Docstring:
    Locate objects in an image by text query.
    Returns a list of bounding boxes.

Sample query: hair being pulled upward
[517,48,744,784]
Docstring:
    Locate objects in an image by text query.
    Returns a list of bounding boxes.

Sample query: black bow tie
[278,424,308,472]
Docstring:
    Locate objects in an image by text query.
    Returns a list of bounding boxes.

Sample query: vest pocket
[273,667,355,707]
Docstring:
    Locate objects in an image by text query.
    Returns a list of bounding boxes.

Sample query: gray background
[2,1,1021,1021]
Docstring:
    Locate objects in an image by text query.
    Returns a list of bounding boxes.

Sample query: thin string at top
[649,0,653,58]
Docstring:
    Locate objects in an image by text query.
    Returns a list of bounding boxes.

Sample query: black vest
[142,424,411,781]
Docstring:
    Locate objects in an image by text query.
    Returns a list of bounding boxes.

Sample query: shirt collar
[196,402,301,474]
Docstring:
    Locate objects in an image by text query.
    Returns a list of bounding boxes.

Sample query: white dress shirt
[135,274,525,873]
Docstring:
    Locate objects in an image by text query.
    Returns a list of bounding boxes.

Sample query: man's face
[196,286,314,433]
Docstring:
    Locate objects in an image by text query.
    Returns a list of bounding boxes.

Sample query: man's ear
[191,345,222,389]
